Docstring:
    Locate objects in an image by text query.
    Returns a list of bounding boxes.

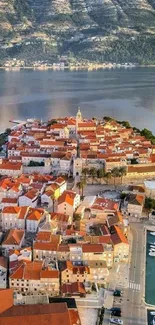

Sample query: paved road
[122,223,146,325]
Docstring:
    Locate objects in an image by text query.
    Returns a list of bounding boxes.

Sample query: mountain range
[1,0,155,65]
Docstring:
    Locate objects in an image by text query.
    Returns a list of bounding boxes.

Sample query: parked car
[111,308,121,313]
[111,310,121,317]
[113,290,122,297]
[110,318,123,325]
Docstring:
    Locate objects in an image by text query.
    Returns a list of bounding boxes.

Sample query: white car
[110,318,123,325]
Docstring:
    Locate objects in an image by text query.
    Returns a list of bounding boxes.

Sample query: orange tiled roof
[50,213,69,223]
[58,190,77,206]
[2,206,21,214]
[0,302,73,325]
[0,162,22,170]
[111,225,128,245]
[62,282,85,295]
[78,122,96,128]
[65,261,90,275]
[35,231,51,242]
[26,210,43,221]
[1,198,18,204]
[55,177,66,185]
[82,244,104,253]
[91,198,119,211]
[33,242,58,251]
[2,229,24,246]
[24,261,42,280]
[25,189,39,200]
[2,206,28,220]
[0,289,14,314]
[40,269,59,279]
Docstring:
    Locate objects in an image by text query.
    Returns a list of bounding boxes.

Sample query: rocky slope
[1,0,155,65]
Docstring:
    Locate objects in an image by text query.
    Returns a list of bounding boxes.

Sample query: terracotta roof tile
[62,282,85,295]
[0,289,14,314]
[33,242,58,251]
[40,270,59,278]
[58,190,77,206]
[1,198,18,204]
[50,213,69,223]
[2,229,24,246]
[0,162,22,170]
[25,189,39,200]
[0,303,72,325]
[111,226,128,245]
[82,244,104,253]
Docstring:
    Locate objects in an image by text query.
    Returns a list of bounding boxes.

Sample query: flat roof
[144,181,155,190]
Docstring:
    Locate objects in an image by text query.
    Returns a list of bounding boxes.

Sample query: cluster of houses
[0,168,131,298]
[0,109,155,181]
[0,110,153,307]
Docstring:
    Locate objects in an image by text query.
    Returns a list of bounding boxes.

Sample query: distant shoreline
[1,63,155,71]
[0,63,138,71]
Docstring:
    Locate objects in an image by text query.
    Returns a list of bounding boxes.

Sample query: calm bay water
[0,67,155,131]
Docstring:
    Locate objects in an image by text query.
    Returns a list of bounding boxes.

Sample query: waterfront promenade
[121,223,146,325]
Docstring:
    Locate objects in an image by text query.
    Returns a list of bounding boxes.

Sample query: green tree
[103,116,113,122]
[144,197,155,211]
[140,128,155,144]
[104,172,112,185]
[89,167,97,184]
[97,168,105,184]
[111,167,120,187]
[73,213,81,222]
[82,168,89,180]
[5,128,11,135]
[119,166,127,184]
[121,121,131,129]
[130,158,138,165]
[76,179,86,197]
[47,119,58,127]
[120,192,127,200]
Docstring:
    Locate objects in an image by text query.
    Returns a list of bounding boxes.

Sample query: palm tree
[52,195,56,213]
[76,179,86,197]
[104,172,112,185]
[82,168,89,180]
[111,167,120,187]
[97,168,105,184]
[89,167,97,184]
[119,166,127,184]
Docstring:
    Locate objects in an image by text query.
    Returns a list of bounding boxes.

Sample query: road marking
[129,282,141,291]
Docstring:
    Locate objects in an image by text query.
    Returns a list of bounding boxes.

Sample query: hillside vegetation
[1,0,155,65]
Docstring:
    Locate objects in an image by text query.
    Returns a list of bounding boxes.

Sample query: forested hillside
[1,0,155,65]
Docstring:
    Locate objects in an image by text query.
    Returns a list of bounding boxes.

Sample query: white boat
[150,232,155,236]
[150,312,155,316]
[150,245,155,248]
[150,249,155,252]
[149,252,155,256]
[152,316,155,325]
